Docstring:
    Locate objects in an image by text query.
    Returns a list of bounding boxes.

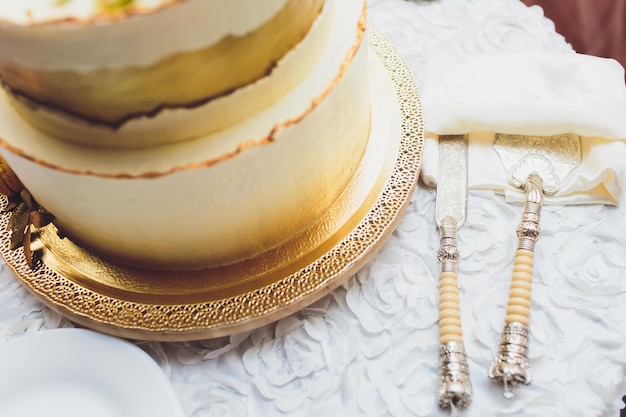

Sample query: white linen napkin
[419,47,626,204]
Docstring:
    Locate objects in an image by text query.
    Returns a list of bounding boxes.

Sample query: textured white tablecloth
[2,0,626,416]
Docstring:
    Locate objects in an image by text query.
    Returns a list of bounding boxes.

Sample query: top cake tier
[0,0,326,148]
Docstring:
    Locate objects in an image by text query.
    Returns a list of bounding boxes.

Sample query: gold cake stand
[0,25,424,341]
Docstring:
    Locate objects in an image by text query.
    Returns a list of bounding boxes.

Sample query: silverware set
[434,133,582,415]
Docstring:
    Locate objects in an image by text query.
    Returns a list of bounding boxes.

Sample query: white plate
[0,328,185,417]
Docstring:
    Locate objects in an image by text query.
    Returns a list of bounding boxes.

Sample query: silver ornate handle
[489,174,542,398]
[437,216,472,415]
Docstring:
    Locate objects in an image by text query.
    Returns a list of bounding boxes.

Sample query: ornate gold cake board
[0,25,424,341]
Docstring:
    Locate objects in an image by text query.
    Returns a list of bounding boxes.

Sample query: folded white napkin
[420,47,626,204]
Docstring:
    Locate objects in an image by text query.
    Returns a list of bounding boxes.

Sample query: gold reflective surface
[2,0,324,125]
[0,25,424,341]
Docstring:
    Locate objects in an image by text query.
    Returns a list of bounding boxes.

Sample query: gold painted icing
[0,0,365,178]
[1,0,324,126]
[0,0,369,270]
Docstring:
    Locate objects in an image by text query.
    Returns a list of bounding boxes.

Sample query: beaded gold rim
[0,24,424,341]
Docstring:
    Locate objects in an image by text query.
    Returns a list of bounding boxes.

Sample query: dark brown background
[521,0,626,80]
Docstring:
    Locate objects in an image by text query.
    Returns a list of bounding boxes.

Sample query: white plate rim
[0,328,185,417]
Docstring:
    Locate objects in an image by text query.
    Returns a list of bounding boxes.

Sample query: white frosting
[0,0,173,23]
[8,0,333,148]
[0,0,289,71]
[0,0,368,269]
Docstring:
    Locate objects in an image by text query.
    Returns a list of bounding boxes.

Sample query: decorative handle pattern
[489,174,543,398]
[436,216,472,415]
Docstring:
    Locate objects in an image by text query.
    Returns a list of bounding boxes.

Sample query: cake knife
[435,134,472,415]
[488,133,582,398]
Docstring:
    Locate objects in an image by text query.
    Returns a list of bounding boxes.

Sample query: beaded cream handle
[490,133,581,398]
[437,216,472,415]
[488,174,542,398]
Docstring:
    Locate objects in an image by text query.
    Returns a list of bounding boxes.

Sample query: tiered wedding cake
[0,0,371,270]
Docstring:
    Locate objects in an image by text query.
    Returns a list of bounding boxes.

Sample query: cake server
[488,133,582,398]
[435,134,472,415]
